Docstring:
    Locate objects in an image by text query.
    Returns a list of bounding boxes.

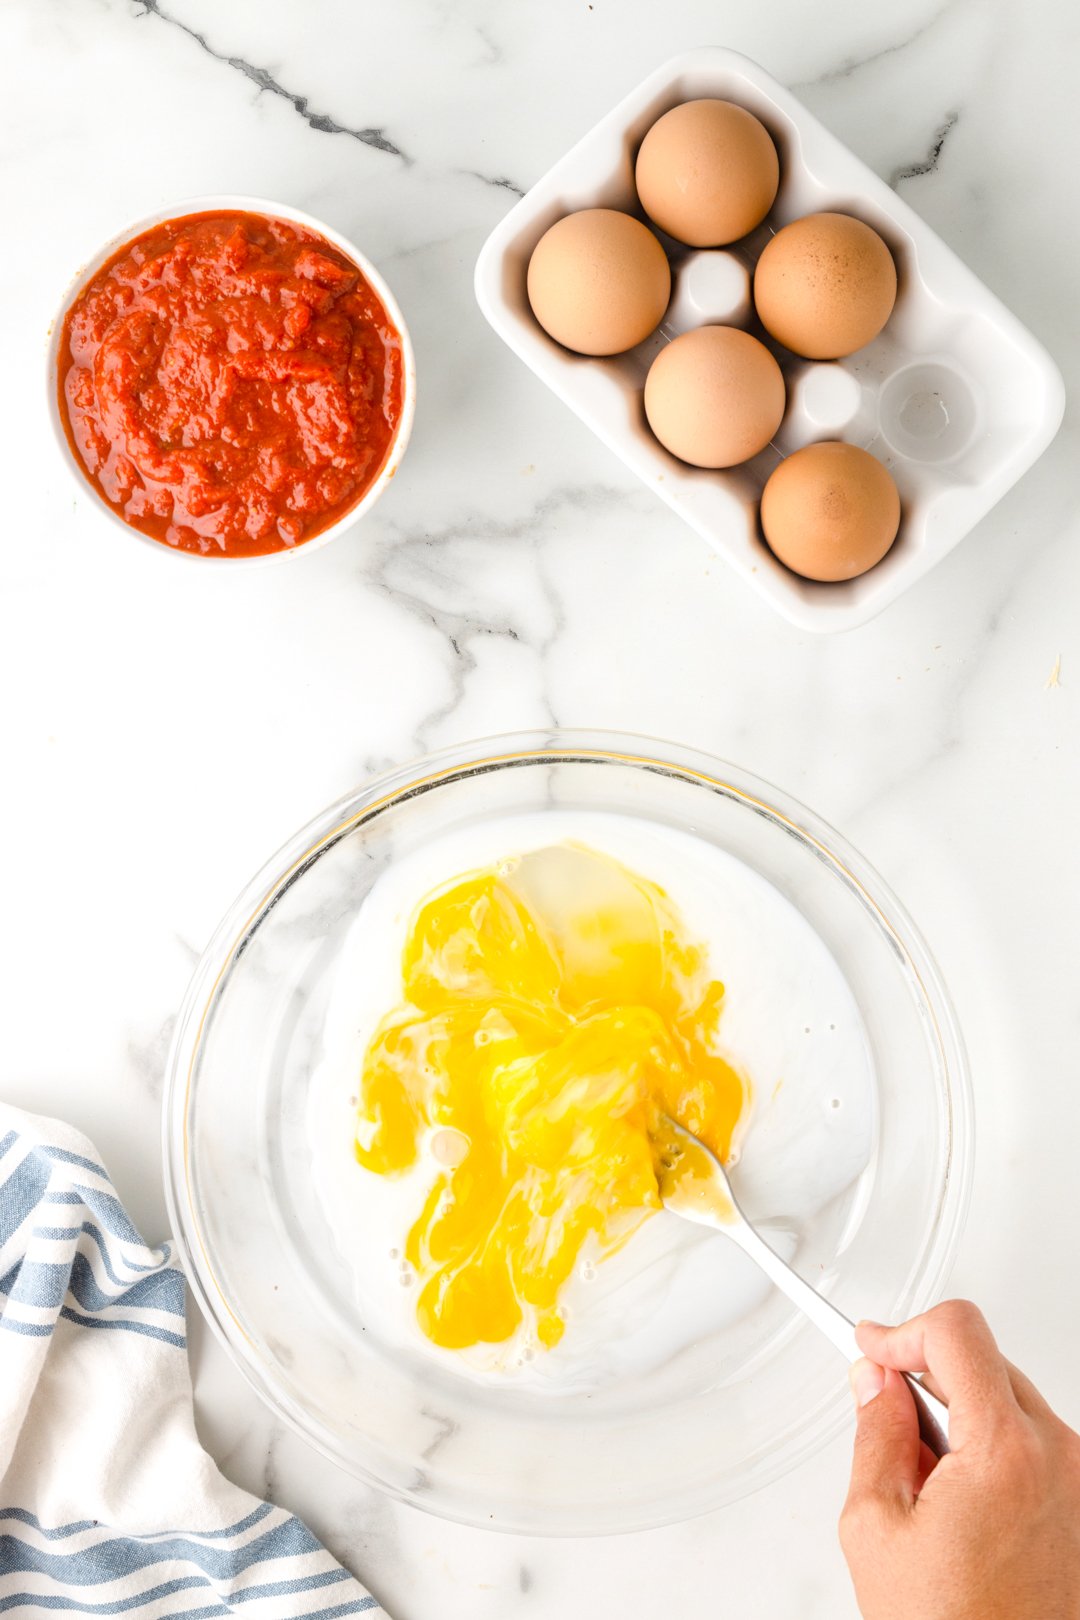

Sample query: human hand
[839,1300,1080,1620]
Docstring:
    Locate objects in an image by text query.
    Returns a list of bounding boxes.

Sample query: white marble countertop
[3,1,1078,1615]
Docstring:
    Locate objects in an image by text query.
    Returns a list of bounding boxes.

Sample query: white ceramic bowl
[46,194,416,566]
[475,50,1065,633]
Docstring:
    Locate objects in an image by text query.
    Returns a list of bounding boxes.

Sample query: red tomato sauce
[57,211,405,557]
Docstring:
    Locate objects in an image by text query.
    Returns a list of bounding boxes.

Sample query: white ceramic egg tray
[474,49,1065,633]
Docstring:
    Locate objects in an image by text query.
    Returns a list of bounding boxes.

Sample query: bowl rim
[45,193,417,567]
[163,727,975,1533]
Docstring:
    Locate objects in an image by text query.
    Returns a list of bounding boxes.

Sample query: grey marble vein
[133,0,408,159]
[841,580,1018,830]
[173,930,201,965]
[316,1489,400,1596]
[791,1,957,88]
[462,169,526,198]
[413,611,526,752]
[890,111,959,187]
[531,538,568,732]
[419,1405,458,1462]
[365,485,622,744]
[125,1013,176,1099]
[261,1420,285,1504]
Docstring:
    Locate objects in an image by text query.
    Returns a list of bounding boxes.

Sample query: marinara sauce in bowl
[48,197,415,562]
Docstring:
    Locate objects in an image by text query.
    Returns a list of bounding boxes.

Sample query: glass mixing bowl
[163,731,972,1534]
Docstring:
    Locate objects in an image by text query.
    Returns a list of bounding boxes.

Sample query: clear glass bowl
[163,731,972,1534]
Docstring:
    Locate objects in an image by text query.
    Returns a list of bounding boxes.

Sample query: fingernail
[850,1357,886,1408]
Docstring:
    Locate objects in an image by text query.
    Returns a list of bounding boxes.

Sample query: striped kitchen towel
[0,1105,382,1618]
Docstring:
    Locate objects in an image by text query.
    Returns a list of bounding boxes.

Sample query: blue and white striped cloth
[0,1106,382,1618]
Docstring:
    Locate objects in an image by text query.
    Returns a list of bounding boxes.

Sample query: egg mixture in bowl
[164,732,971,1534]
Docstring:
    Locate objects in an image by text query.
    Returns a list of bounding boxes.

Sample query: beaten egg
[644,326,785,468]
[526,208,670,356]
[352,843,748,1352]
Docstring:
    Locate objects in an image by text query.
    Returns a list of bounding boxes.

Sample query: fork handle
[729,1216,951,1457]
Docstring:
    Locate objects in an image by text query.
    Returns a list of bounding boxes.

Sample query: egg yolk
[353,844,748,1352]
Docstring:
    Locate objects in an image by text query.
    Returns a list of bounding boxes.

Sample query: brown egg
[760,442,900,581]
[526,208,670,356]
[635,99,780,247]
[754,213,897,359]
[644,326,786,469]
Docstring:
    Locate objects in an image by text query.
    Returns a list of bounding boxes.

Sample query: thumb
[846,1362,922,1518]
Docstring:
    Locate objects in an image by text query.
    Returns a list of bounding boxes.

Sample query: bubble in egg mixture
[430,1127,469,1168]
